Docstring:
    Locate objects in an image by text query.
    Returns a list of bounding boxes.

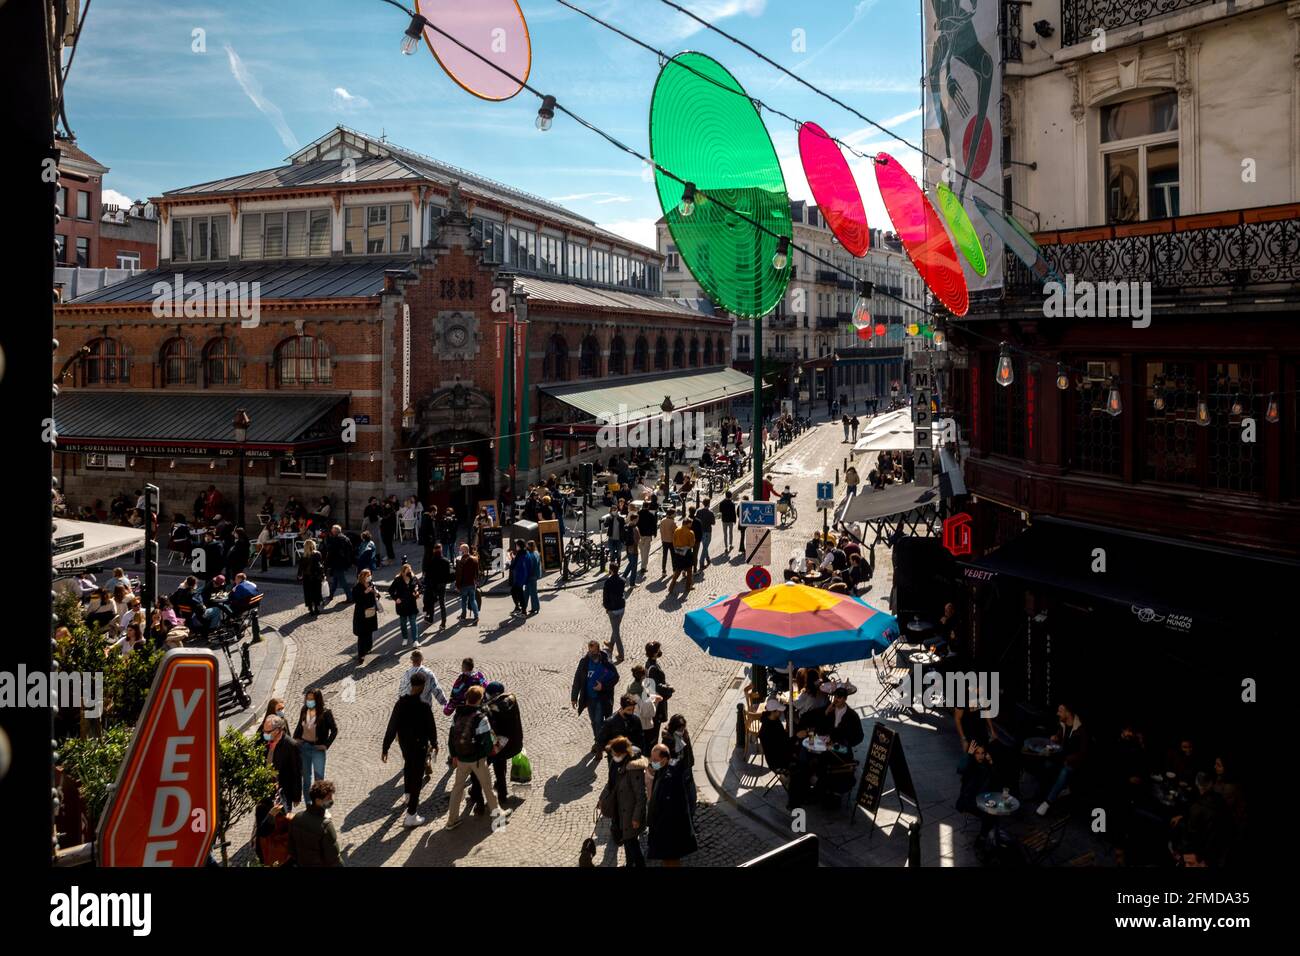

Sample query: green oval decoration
[935,183,988,277]
[650,51,792,319]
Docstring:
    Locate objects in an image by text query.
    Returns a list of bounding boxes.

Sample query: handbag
[510,749,533,783]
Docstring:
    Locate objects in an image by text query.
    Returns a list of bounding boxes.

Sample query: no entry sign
[462,454,479,473]
[97,649,219,867]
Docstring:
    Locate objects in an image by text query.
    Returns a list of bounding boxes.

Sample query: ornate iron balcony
[1062,0,1213,48]
[1001,0,1024,63]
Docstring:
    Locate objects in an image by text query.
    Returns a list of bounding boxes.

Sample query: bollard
[835,468,839,485]
[736,702,747,750]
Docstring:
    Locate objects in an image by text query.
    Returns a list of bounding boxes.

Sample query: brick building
[54,136,106,268]
[52,127,746,527]
[98,200,159,271]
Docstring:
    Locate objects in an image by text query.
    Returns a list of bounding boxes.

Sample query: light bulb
[996,343,1014,388]
[128,458,135,468]
[400,14,426,55]
[771,237,790,271]
[933,328,946,346]
[678,183,696,218]
[536,95,556,132]
[409,450,415,460]
[1153,393,1166,412]
[1265,394,1279,424]
[1230,396,1243,416]
[1195,394,1210,426]
[400,31,421,55]
[1105,378,1122,417]
[169,459,176,469]
[1055,363,1069,391]
[369,451,376,463]
[248,459,254,469]
[328,457,335,467]
[209,460,216,470]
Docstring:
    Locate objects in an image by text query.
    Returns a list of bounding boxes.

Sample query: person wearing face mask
[262,714,303,812]
[382,673,439,827]
[599,736,648,867]
[645,743,697,866]
[598,694,645,758]
[294,688,339,801]
[288,780,344,866]
[662,713,697,818]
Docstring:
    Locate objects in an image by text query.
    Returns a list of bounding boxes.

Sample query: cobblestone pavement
[234,412,868,866]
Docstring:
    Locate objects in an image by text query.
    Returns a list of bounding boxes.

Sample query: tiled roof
[163,157,421,195]
[514,275,722,319]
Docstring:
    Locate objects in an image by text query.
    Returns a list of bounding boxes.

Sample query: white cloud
[666,0,767,39]
[594,195,633,205]
[223,43,299,151]
[776,0,879,86]
[331,87,371,113]
[597,216,660,251]
[102,188,136,209]
[550,191,628,203]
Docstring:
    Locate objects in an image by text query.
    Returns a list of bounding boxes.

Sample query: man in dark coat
[817,688,865,750]
[197,531,224,602]
[323,525,354,602]
[645,743,697,864]
[288,780,344,866]
[263,714,302,811]
[382,673,438,827]
[599,694,645,755]
[571,641,619,752]
[422,543,452,628]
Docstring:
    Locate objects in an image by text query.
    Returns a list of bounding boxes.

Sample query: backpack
[451,708,487,761]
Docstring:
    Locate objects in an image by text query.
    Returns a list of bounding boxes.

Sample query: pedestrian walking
[603,505,624,565]
[645,743,697,865]
[599,736,648,867]
[400,650,449,708]
[381,672,438,827]
[363,496,382,549]
[719,491,736,554]
[635,501,655,580]
[663,713,698,817]
[443,657,488,716]
[842,413,851,442]
[351,568,379,666]
[380,498,398,565]
[439,508,458,554]
[262,714,302,812]
[627,665,660,754]
[524,540,541,615]
[293,687,338,800]
[668,515,695,598]
[845,464,860,498]
[602,563,627,661]
[323,525,353,602]
[287,780,344,866]
[468,680,523,811]
[422,543,451,628]
[354,530,378,575]
[225,527,252,581]
[621,516,641,588]
[645,641,672,753]
[390,561,421,646]
[850,415,860,442]
[599,694,645,756]
[697,497,715,572]
[445,686,510,828]
[508,541,530,616]
[658,507,677,576]
[571,641,619,752]
[454,543,480,625]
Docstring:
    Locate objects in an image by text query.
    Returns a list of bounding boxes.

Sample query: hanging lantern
[1105,377,1122,417]
[852,281,873,327]
[995,342,1014,387]
[1195,393,1210,426]
[1230,395,1244,416]
[1055,363,1069,391]
[1265,394,1279,424]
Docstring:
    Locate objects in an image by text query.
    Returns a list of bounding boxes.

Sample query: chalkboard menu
[478,527,503,575]
[853,722,920,827]
[538,519,563,573]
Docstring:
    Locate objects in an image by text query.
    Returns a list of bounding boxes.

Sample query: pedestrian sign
[738,501,776,527]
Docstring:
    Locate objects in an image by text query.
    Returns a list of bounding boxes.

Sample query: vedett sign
[97,649,219,867]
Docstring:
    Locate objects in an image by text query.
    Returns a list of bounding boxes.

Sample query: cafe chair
[872,651,905,708]
[742,708,764,758]
[1018,813,1069,866]
[399,515,416,541]
[293,539,306,562]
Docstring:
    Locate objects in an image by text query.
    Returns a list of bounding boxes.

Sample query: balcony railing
[1062,0,1213,47]
[817,316,841,329]
[997,204,1300,297]
[815,269,839,283]
[1000,0,1024,63]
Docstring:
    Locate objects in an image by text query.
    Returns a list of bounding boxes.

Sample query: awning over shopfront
[52,518,144,574]
[52,391,349,457]
[959,518,1296,635]
[540,367,760,424]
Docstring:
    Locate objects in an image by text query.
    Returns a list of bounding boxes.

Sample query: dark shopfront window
[1067,359,1122,477]
[1143,358,1262,495]
[989,353,1026,458]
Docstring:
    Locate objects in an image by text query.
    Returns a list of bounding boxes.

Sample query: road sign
[745,566,772,590]
[462,454,479,473]
[744,529,772,566]
[97,649,219,867]
[816,481,834,510]
[460,471,480,486]
[739,501,776,527]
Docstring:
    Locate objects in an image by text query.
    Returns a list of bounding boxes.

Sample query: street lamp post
[660,396,674,493]
[232,409,250,529]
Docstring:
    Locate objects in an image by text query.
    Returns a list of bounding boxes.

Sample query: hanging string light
[852,281,873,327]
[369,451,376,463]
[932,322,946,346]
[169,459,176,469]
[1055,363,1069,391]
[328,457,335,467]
[771,236,790,271]
[677,182,697,218]
[1105,377,1123,417]
[996,342,1015,387]
[1230,395,1244,416]
[1195,393,1210,426]
[536,94,557,131]
[1265,394,1280,424]
[1152,376,1166,411]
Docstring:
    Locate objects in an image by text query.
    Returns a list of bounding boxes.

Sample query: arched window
[161,337,197,386]
[703,337,714,365]
[203,337,241,386]
[82,337,129,385]
[672,335,686,369]
[608,335,627,376]
[275,335,332,386]
[654,335,669,371]
[633,336,649,373]
[688,337,700,367]
[578,334,600,378]
[544,333,570,381]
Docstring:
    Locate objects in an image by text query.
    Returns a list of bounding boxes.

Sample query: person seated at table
[1170,772,1229,867]
[1166,737,1205,787]
[74,572,98,598]
[845,553,870,593]
[1036,701,1089,816]
[793,681,829,734]
[817,687,864,751]
[228,572,261,614]
[109,567,134,596]
[955,740,1002,846]
[758,698,793,774]
[84,588,118,630]
[170,575,224,638]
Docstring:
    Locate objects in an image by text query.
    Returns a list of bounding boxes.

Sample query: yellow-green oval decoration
[935,183,988,277]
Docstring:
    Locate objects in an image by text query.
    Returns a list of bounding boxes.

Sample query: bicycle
[777,499,798,527]
[564,533,603,577]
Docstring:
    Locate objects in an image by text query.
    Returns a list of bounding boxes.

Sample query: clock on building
[447,324,469,348]
[436,310,478,361]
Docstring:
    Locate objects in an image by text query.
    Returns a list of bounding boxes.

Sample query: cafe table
[1021,736,1062,758]
[976,791,1020,847]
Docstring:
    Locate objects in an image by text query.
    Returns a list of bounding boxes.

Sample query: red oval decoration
[961,117,993,182]
[875,323,887,337]
[798,122,870,258]
[874,152,969,316]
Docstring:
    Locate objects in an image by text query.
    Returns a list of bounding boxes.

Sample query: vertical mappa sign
[97,649,219,867]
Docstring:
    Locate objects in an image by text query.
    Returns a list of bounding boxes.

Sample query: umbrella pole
[788,658,795,739]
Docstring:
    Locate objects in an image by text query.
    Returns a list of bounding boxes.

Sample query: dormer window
[240,208,330,259]
[344,203,411,255]
[172,214,229,263]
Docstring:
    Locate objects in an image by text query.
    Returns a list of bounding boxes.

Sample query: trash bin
[508,519,540,553]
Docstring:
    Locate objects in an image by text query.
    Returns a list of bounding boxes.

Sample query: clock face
[447,325,468,348]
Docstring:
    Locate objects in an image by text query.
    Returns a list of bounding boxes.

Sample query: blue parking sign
[738,501,776,527]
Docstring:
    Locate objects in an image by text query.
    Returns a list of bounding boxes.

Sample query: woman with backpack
[297,538,325,615]
[352,568,380,666]
[390,561,422,647]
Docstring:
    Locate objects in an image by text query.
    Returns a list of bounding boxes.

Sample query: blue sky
[68,0,926,249]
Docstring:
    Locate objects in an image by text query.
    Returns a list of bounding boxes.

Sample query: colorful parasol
[684,582,898,669]
[874,152,969,316]
[416,0,532,101]
[798,121,870,257]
